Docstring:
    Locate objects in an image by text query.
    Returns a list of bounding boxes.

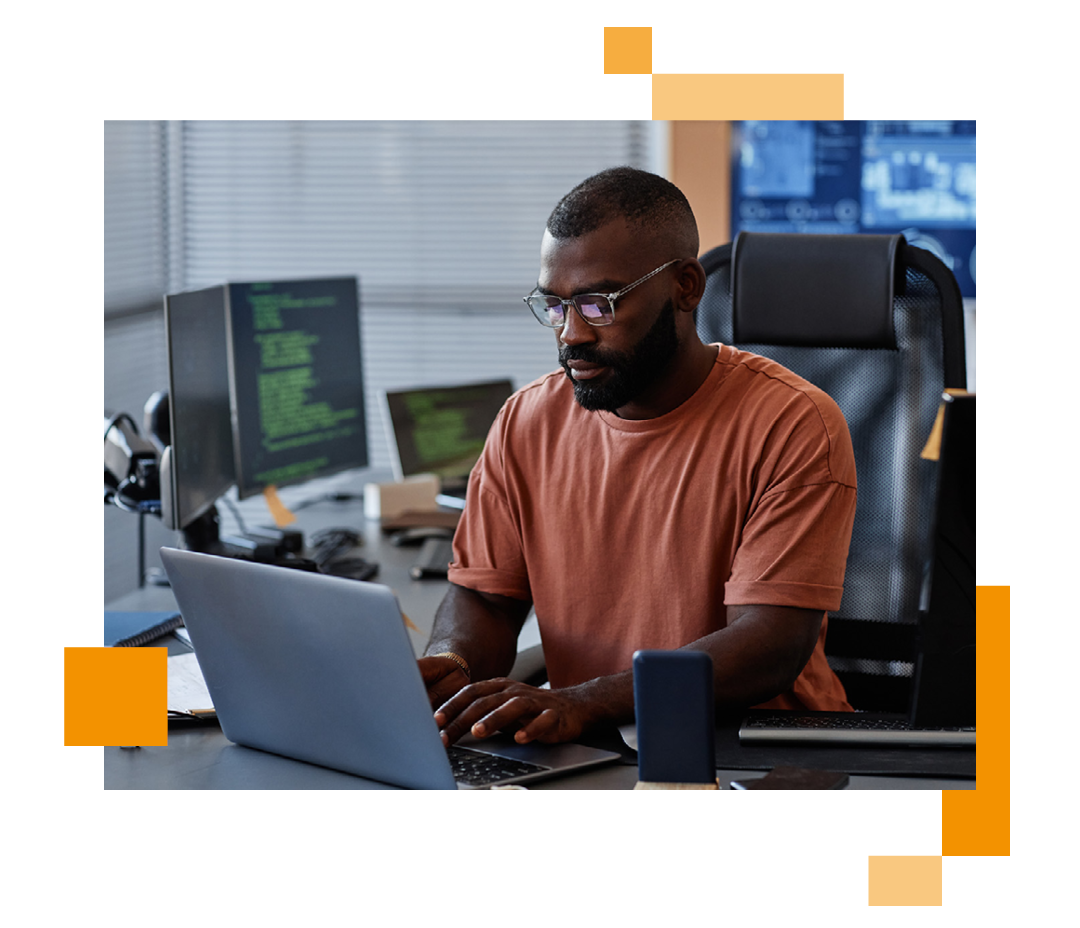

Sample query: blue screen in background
[730,118,1075,391]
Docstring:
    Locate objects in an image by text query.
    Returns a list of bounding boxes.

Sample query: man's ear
[674,258,707,313]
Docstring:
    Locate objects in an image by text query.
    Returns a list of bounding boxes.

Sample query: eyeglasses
[523,259,680,328]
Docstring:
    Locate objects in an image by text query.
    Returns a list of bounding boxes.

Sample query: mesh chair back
[695,234,967,713]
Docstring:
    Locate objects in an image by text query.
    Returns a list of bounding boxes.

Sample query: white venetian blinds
[172,120,654,471]
[177,120,650,303]
[105,118,656,436]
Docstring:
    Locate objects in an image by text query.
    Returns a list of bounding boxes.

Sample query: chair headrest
[731,232,903,349]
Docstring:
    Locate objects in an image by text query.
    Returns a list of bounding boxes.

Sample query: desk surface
[105,725,973,790]
[105,492,974,791]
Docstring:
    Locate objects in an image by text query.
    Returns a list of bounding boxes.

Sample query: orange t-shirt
[448,345,856,711]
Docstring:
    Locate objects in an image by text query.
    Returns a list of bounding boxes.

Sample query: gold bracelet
[430,651,471,682]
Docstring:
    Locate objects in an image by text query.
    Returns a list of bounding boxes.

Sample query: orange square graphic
[604,27,652,74]
[65,647,167,746]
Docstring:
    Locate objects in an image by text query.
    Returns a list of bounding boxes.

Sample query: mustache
[559,344,618,366]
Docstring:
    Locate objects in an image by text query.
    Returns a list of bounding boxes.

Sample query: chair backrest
[696,232,967,712]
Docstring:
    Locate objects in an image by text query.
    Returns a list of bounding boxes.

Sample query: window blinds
[105,119,654,464]
[177,120,650,303]
[174,120,655,471]
[104,120,655,600]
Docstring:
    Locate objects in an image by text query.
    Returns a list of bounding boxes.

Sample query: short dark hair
[546,166,698,255]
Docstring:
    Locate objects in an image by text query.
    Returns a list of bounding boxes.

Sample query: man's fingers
[434,678,514,724]
[419,657,469,709]
[470,695,539,738]
[432,680,583,746]
[435,682,535,744]
[514,708,560,744]
[427,671,467,709]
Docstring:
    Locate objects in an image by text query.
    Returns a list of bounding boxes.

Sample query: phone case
[633,650,716,784]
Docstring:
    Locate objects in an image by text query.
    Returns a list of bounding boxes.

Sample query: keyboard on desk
[410,537,455,580]
[446,744,550,787]
[739,710,975,748]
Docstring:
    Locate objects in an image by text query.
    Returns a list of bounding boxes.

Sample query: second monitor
[225,277,368,500]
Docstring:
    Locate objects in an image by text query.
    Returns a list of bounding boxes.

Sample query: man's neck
[613,340,718,420]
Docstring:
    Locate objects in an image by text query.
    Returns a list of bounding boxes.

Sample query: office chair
[695,232,967,712]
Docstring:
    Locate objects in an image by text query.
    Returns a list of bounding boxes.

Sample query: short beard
[559,299,679,412]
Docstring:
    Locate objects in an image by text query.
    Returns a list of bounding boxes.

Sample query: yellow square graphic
[604,27,652,74]
[65,647,168,746]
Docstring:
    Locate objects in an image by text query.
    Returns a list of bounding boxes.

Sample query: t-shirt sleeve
[446,410,533,602]
[724,391,857,613]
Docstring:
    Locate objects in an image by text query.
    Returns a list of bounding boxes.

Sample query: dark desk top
[105,724,973,790]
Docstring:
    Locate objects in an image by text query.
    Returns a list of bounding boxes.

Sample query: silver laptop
[160,548,619,789]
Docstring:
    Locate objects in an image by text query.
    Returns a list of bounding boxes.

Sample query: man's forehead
[538,221,658,290]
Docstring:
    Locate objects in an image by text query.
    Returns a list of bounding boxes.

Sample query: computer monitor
[161,287,237,533]
[731,120,976,298]
[383,379,514,492]
[224,277,368,500]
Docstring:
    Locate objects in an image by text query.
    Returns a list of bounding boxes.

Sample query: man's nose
[559,303,599,347]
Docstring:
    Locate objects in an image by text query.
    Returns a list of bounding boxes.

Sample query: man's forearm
[684,604,825,707]
[424,583,530,682]
[560,669,636,730]
[561,604,823,728]
[430,599,823,746]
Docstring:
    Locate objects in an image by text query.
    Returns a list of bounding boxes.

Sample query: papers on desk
[168,652,215,717]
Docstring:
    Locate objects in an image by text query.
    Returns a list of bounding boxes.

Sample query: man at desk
[420,167,857,746]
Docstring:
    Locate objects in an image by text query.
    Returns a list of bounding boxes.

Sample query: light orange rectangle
[652,74,843,120]
[65,647,168,746]
[868,856,942,906]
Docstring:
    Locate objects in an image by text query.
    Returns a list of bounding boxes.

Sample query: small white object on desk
[363,474,440,519]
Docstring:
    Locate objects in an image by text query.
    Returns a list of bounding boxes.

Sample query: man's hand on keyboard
[418,656,470,710]
[433,679,590,746]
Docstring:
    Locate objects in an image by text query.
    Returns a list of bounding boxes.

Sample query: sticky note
[263,485,298,527]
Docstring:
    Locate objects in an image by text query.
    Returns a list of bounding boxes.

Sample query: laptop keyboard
[446,744,550,787]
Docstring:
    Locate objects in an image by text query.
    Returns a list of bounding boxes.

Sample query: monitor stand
[178,505,315,571]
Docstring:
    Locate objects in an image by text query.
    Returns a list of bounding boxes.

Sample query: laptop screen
[384,380,514,489]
